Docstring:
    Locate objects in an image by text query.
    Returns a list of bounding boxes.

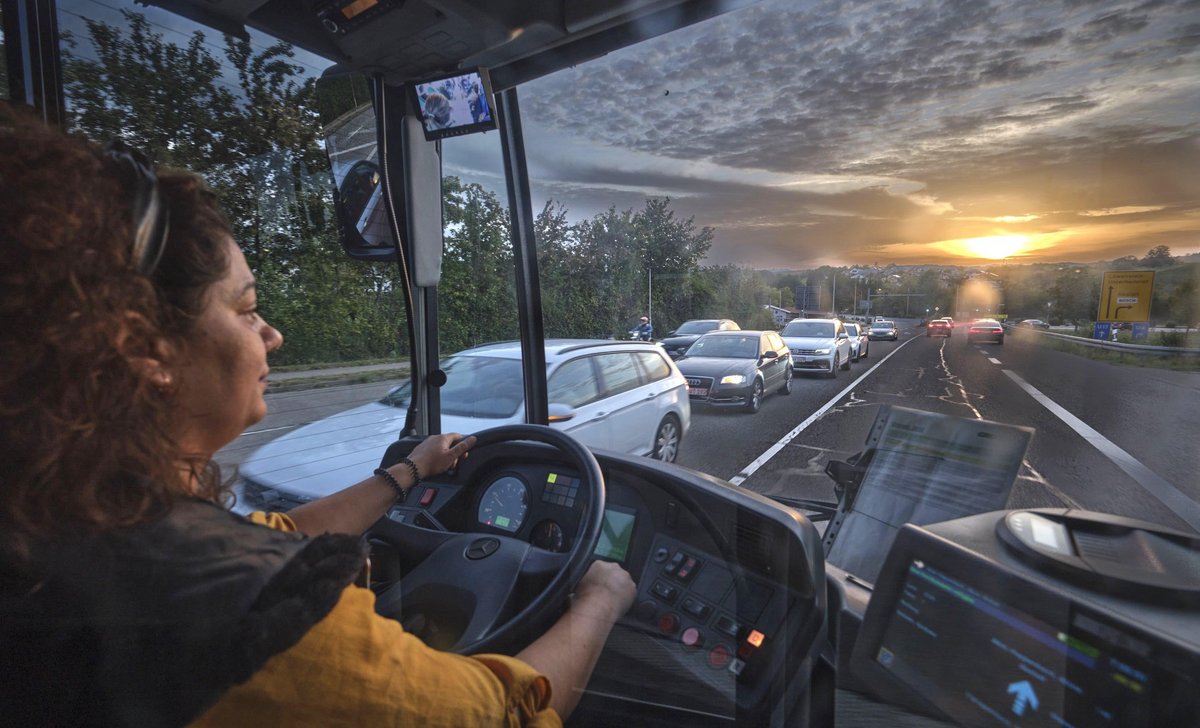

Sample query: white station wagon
[239,340,691,509]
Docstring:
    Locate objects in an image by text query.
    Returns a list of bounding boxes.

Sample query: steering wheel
[372,424,606,655]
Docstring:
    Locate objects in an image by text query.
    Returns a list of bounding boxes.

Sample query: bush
[1157,331,1186,347]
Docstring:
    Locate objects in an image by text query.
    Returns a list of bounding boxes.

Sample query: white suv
[239,340,690,509]
[780,318,854,378]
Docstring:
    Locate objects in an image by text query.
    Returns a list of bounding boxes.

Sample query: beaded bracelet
[374,467,408,502]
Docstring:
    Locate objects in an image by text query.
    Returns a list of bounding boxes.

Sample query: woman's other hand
[572,560,637,622]
[407,432,476,479]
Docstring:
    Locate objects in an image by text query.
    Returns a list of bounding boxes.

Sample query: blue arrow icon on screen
[1007,680,1039,716]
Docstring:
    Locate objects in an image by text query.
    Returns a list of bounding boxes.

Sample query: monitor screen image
[410,68,496,141]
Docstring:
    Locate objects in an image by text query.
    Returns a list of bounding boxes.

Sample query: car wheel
[651,415,681,463]
[840,353,851,370]
[997,336,1004,345]
[861,344,868,359]
[779,365,793,395]
[745,379,764,413]
[827,355,839,378]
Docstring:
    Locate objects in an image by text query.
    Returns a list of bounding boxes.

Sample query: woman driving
[0,104,635,726]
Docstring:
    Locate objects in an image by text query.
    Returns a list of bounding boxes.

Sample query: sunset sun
[951,235,1031,260]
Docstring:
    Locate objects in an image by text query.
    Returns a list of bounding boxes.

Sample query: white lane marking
[988,357,1003,365]
[730,337,919,486]
[1003,369,1200,532]
[239,424,300,437]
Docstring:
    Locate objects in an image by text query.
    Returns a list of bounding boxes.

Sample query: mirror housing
[547,403,577,423]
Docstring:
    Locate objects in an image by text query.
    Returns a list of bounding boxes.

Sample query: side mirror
[837,332,849,340]
[761,350,779,361]
[547,403,578,423]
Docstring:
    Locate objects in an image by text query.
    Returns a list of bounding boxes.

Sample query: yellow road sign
[1097,271,1155,322]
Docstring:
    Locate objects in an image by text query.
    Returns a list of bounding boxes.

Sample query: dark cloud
[448,0,1200,267]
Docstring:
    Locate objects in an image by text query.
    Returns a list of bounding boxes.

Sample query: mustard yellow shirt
[191,512,561,727]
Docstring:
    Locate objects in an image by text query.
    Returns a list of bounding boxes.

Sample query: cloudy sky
[443,0,1200,268]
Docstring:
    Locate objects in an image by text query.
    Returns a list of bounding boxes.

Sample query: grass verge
[267,368,407,394]
[270,357,404,373]
[1036,336,1200,372]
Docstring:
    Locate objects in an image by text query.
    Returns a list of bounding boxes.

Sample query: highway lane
[216,321,1200,533]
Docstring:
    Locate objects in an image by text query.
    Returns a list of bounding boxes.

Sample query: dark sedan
[675,330,792,413]
[1018,319,1050,330]
[658,318,740,359]
[967,319,1005,344]
[868,321,898,340]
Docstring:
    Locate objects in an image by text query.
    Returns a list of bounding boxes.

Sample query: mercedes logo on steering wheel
[465,537,501,560]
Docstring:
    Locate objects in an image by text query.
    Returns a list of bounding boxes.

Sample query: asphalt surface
[217,320,1200,532]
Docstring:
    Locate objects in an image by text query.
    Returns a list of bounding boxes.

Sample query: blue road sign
[1132,323,1150,340]
[1092,322,1112,341]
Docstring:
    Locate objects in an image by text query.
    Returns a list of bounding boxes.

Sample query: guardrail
[1007,326,1200,356]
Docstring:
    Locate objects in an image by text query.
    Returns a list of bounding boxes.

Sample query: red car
[927,318,952,337]
[967,319,1005,345]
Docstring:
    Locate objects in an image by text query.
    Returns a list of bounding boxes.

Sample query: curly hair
[0,103,234,548]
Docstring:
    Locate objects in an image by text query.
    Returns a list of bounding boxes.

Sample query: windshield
[673,321,719,335]
[686,335,759,359]
[782,321,835,338]
[57,0,1189,537]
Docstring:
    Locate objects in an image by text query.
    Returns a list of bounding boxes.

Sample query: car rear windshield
[674,321,720,335]
[782,321,835,338]
[380,355,524,418]
[687,335,759,359]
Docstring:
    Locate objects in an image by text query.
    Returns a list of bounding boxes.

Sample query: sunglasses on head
[103,141,170,275]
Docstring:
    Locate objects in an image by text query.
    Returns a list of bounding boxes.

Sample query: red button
[681,627,704,650]
[657,613,680,635]
[419,487,436,506]
[707,644,732,669]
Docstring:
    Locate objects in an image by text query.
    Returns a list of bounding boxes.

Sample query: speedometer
[477,475,529,533]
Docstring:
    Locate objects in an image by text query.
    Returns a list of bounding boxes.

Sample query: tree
[1167,279,1198,330]
[1141,245,1174,268]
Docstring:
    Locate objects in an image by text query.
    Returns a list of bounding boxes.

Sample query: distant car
[843,322,870,362]
[659,318,740,359]
[967,319,1005,345]
[780,318,853,377]
[676,330,792,413]
[868,320,898,340]
[239,340,691,509]
[1017,319,1050,330]
[927,318,952,337]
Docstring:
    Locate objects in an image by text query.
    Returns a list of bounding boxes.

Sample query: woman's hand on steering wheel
[407,432,477,480]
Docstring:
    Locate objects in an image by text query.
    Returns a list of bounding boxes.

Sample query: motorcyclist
[633,315,653,341]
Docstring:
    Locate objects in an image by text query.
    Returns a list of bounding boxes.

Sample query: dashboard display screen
[875,559,1156,727]
[593,507,636,562]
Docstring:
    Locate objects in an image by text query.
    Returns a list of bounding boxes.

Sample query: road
[217,320,1200,532]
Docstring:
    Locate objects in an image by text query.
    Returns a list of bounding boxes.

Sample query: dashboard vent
[733,520,774,572]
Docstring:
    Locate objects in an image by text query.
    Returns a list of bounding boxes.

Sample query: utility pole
[648,269,653,325]
[832,274,837,315]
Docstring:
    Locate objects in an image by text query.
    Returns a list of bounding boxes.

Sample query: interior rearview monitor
[409,68,496,141]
